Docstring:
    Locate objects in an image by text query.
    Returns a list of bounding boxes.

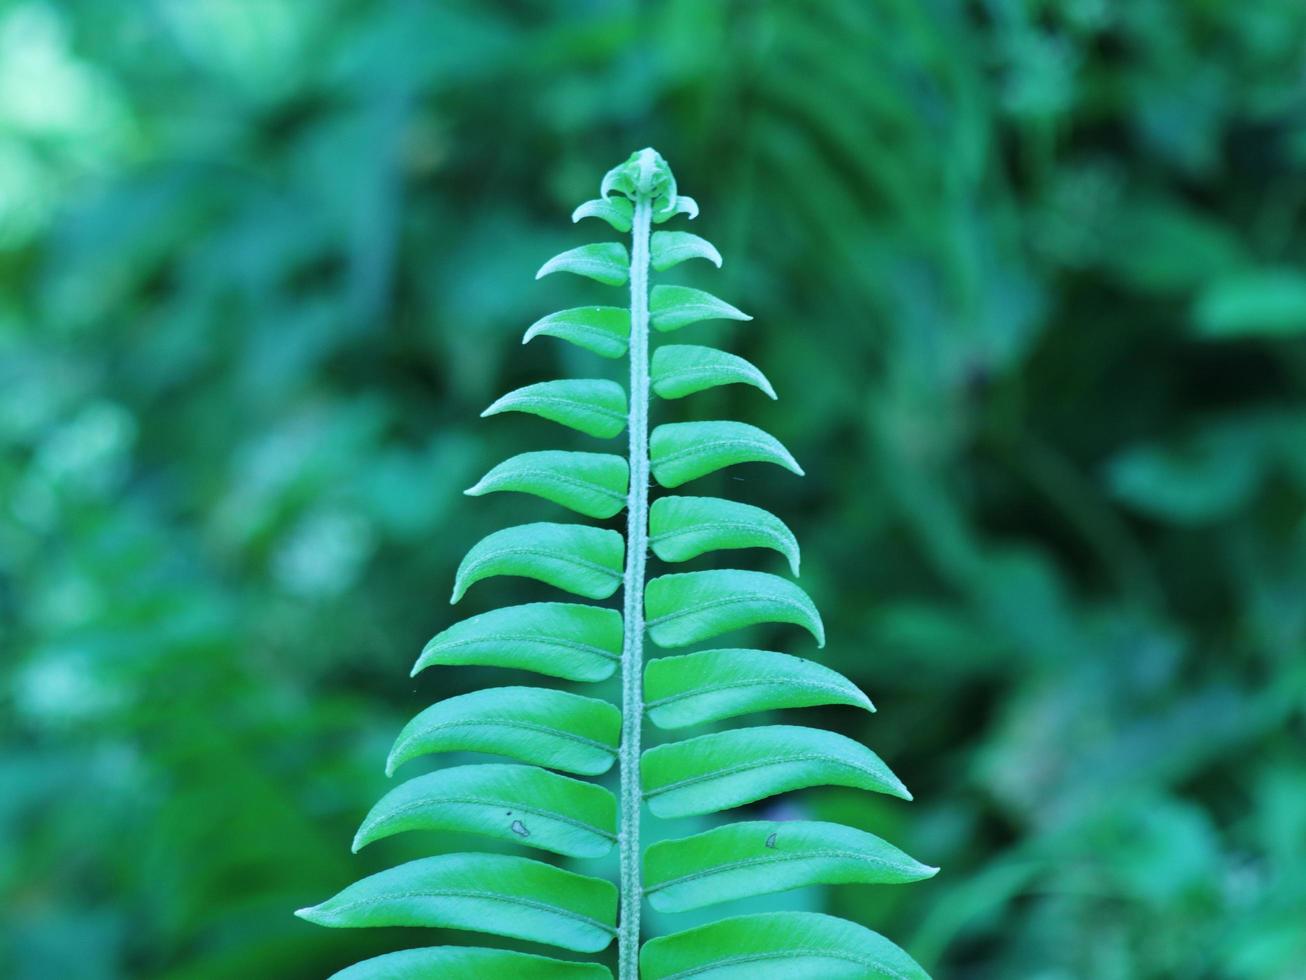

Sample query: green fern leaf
[651,345,775,400]
[353,763,616,858]
[644,648,872,728]
[643,820,936,911]
[452,522,624,602]
[572,197,633,233]
[294,853,617,953]
[413,602,622,682]
[466,451,629,519]
[650,231,722,271]
[649,286,750,332]
[386,686,620,776]
[536,242,630,286]
[329,947,612,980]
[483,379,628,439]
[651,195,698,223]
[645,569,824,647]
[524,307,631,358]
[650,421,802,487]
[641,724,910,817]
[639,912,929,979]
[649,496,799,573]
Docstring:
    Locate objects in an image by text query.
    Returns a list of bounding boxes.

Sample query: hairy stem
[618,191,652,978]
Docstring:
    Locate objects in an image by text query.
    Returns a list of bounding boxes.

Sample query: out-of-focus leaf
[386,686,620,776]
[650,421,803,487]
[536,243,630,286]
[639,911,929,979]
[452,522,624,601]
[413,601,622,682]
[295,854,617,952]
[352,763,616,857]
[650,231,722,271]
[651,345,776,400]
[1108,201,1244,292]
[482,379,628,439]
[1193,268,1306,338]
[466,450,628,518]
[330,946,612,980]
[641,725,910,817]
[645,648,872,729]
[1106,435,1261,524]
[649,495,799,572]
[643,820,936,911]
[649,286,751,332]
[524,307,631,358]
[645,570,824,648]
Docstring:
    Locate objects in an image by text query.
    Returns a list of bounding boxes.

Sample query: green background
[4,1,1305,977]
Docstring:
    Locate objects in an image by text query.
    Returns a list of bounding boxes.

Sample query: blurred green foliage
[3,1,1306,977]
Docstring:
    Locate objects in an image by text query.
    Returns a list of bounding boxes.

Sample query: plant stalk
[617,191,652,978]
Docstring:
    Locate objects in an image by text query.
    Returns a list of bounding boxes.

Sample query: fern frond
[299,148,934,979]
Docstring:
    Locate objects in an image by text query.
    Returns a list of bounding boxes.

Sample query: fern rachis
[297,149,936,979]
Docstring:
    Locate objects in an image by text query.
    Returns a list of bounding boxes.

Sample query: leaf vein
[643,752,883,797]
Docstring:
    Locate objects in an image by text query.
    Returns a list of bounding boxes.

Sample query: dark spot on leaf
[511,819,530,838]
[765,832,777,848]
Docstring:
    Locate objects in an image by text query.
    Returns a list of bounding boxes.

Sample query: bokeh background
[4,1,1306,977]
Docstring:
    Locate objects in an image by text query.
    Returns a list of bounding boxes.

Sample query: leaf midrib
[366,795,616,841]
[643,751,884,798]
[647,592,809,627]
[644,848,915,894]
[483,468,626,501]
[433,632,619,662]
[654,437,777,467]
[497,395,627,423]
[650,519,786,546]
[318,888,616,936]
[406,719,615,754]
[644,677,854,710]
[461,546,622,582]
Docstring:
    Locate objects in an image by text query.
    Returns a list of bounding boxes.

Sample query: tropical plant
[294,148,936,978]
